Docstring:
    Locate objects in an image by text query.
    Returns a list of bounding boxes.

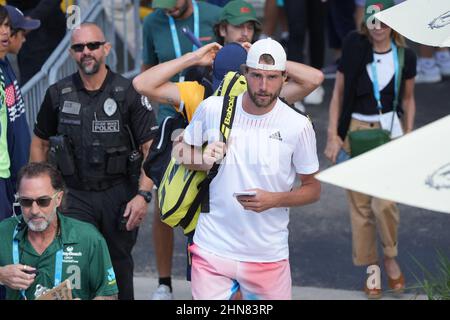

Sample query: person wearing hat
[30,23,158,300]
[213,0,261,45]
[175,0,261,113]
[7,0,66,85]
[0,4,40,300]
[3,4,40,201]
[172,38,321,300]
[324,0,416,299]
[141,0,221,300]
[5,5,40,56]
[134,41,324,122]
[0,6,12,301]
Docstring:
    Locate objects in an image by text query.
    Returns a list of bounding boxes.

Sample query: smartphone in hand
[233,191,257,197]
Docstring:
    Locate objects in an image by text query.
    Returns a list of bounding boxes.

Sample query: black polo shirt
[34,69,158,146]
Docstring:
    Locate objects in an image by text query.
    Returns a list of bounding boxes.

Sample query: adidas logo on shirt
[269,131,282,141]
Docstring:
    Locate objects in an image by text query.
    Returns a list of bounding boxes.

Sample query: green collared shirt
[0,213,118,300]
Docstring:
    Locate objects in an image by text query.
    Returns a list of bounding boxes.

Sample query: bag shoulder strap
[208,95,237,179]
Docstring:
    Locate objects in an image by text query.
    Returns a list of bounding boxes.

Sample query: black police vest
[51,73,135,190]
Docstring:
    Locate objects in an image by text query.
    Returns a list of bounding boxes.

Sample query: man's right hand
[324,135,344,164]
[203,141,227,168]
[0,264,36,291]
[191,42,222,67]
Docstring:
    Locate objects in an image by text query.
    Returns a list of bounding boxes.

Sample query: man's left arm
[280,61,324,105]
[401,49,417,134]
[401,78,416,134]
[236,173,321,212]
[122,88,158,231]
[124,139,153,231]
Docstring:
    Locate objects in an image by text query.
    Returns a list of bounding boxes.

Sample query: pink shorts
[189,243,292,300]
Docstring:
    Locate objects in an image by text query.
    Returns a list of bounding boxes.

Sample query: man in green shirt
[0,162,118,300]
[141,0,221,300]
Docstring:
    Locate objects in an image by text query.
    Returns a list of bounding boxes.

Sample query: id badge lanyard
[370,41,400,115]
[12,226,63,300]
[168,0,199,82]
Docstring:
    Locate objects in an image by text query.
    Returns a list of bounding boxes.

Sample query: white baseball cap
[246,38,286,71]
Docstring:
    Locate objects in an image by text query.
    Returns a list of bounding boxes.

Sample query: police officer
[30,23,158,300]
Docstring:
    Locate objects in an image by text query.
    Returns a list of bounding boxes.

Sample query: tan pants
[343,118,400,266]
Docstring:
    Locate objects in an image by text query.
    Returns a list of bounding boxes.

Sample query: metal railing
[22,0,142,133]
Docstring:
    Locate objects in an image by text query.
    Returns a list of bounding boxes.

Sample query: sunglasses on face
[17,191,60,208]
[70,41,105,53]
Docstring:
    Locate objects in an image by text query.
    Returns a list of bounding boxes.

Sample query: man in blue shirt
[4,5,40,198]
[0,4,40,300]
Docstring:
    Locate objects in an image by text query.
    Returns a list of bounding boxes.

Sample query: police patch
[141,95,152,111]
[92,120,120,133]
[103,98,117,116]
[62,101,81,115]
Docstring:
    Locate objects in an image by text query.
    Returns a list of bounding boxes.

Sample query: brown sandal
[364,264,382,299]
[364,283,382,299]
[388,273,405,294]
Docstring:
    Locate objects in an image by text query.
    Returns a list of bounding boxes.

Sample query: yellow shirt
[175,81,205,122]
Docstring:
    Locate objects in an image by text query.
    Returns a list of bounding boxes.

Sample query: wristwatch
[137,190,152,203]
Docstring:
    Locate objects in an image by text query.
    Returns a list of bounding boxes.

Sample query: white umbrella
[316,115,450,214]
[375,0,450,47]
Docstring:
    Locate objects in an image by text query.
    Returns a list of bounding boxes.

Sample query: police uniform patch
[103,98,117,116]
[141,96,152,111]
[61,87,72,95]
[62,101,81,115]
[92,120,120,133]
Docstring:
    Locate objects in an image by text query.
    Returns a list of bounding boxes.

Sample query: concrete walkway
[134,276,427,300]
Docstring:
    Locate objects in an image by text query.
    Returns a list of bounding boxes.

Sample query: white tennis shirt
[184,94,319,262]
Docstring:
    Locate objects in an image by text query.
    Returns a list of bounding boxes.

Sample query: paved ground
[132,70,450,299]
[133,276,427,300]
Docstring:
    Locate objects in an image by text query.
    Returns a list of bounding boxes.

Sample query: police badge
[103,98,117,116]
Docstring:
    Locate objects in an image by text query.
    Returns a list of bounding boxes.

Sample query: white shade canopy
[316,116,450,214]
[375,0,450,47]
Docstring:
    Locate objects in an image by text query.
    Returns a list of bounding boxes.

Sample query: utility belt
[49,135,142,189]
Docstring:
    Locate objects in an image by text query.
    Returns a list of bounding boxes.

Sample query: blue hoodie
[1,57,31,191]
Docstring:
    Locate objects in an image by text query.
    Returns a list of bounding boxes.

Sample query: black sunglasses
[18,192,59,208]
[70,41,105,53]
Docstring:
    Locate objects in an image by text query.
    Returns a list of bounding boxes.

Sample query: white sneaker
[151,284,173,300]
[415,58,442,84]
[435,51,450,76]
[294,100,306,113]
[304,86,324,105]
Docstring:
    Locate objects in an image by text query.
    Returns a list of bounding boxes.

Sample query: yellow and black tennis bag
[158,72,244,234]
